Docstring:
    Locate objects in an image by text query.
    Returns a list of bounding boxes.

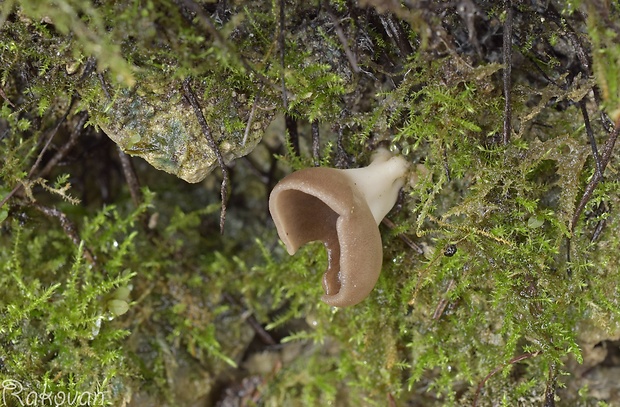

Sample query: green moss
[2,0,620,406]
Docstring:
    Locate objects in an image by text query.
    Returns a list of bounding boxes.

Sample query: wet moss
[1,1,620,406]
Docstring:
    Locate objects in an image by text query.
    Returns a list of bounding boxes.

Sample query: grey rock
[100,82,273,183]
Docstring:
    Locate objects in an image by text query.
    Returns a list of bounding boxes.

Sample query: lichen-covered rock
[99,81,273,183]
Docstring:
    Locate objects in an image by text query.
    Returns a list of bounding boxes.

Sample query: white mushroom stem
[341,149,410,225]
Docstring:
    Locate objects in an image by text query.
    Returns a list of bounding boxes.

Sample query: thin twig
[117,147,143,208]
[579,99,603,178]
[472,351,542,407]
[311,120,320,167]
[442,144,451,182]
[571,120,620,232]
[387,392,398,407]
[382,217,424,254]
[242,93,260,146]
[544,364,557,407]
[33,204,96,266]
[566,237,571,267]
[0,98,76,209]
[591,213,607,243]
[432,279,455,320]
[378,14,414,57]
[38,112,88,179]
[182,78,229,234]
[98,73,112,102]
[285,114,300,156]
[502,0,513,145]
[586,200,610,244]
[0,85,15,107]
[29,97,77,178]
[545,4,591,75]
[222,293,276,346]
[334,124,351,169]
[325,6,360,73]
[545,4,614,133]
[279,0,288,110]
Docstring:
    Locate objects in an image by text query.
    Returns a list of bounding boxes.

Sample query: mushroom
[269,148,410,307]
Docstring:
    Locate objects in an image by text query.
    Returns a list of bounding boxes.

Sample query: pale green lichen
[98,82,273,183]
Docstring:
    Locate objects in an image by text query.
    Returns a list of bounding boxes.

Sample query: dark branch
[571,120,620,232]
[544,364,557,407]
[117,147,143,208]
[311,120,320,166]
[30,97,77,178]
[442,144,451,182]
[33,204,96,266]
[579,99,603,178]
[502,0,513,145]
[326,6,360,73]
[182,78,229,234]
[590,202,609,243]
[38,112,88,180]
[279,0,288,110]
[381,217,423,255]
[334,124,351,169]
[285,114,300,156]
[0,85,15,107]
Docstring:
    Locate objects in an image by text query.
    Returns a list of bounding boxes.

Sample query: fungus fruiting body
[269,149,410,307]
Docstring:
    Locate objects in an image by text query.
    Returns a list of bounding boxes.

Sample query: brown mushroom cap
[269,167,383,307]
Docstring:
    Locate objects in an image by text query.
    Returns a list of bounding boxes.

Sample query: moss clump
[1,0,620,406]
